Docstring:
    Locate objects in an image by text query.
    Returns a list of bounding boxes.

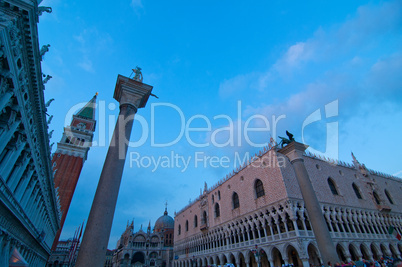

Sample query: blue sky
[38,0,402,248]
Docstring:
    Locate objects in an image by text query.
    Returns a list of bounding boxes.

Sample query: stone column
[75,75,153,267]
[7,151,30,192]
[279,142,339,266]
[301,258,310,267]
[283,216,290,233]
[235,255,241,267]
[0,91,13,112]
[0,235,12,267]
[344,251,352,263]
[325,213,334,232]
[268,222,274,238]
[256,225,262,239]
[14,165,34,201]
[20,176,37,208]
[0,119,20,153]
[25,185,39,215]
[301,217,308,235]
[0,138,26,179]
[263,226,267,238]
[291,217,300,236]
[274,219,281,238]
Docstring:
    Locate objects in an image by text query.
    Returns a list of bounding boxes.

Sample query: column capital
[114,74,153,110]
[278,141,309,163]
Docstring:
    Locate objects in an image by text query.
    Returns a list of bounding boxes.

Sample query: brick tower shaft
[51,94,97,250]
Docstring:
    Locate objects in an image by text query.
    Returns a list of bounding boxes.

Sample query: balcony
[200,223,208,231]
[376,204,391,212]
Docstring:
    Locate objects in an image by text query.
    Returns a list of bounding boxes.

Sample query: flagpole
[68,227,78,265]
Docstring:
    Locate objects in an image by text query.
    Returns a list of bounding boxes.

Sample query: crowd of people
[327,257,402,267]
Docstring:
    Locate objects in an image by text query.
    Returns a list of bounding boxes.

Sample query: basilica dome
[154,209,174,232]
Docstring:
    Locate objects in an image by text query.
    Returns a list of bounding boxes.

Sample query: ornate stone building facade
[48,239,116,267]
[173,147,402,267]
[0,0,60,265]
[46,238,80,267]
[113,208,174,267]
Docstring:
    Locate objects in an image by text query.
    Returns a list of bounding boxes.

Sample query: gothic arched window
[185,220,188,231]
[178,225,181,235]
[215,203,220,218]
[232,192,240,209]
[194,215,198,227]
[327,178,339,195]
[255,179,265,198]
[218,190,221,200]
[384,189,394,204]
[202,211,207,225]
[211,195,214,203]
[352,183,362,199]
[373,191,381,205]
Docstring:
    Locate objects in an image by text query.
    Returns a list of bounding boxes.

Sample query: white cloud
[393,170,402,177]
[131,0,143,9]
[273,42,313,75]
[366,53,402,97]
[285,42,306,66]
[219,73,256,98]
[130,0,144,16]
[218,0,402,98]
[336,1,402,47]
[78,58,94,73]
[274,1,401,75]
[72,28,113,73]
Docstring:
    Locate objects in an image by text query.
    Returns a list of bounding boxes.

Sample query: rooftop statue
[278,130,295,148]
[38,6,52,16]
[45,98,55,107]
[132,66,143,82]
[43,74,52,84]
[268,136,277,149]
[47,115,53,125]
[40,44,50,60]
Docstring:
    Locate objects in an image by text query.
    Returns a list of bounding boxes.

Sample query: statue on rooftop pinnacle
[132,66,143,82]
[278,130,295,148]
[43,74,52,84]
[40,44,50,60]
[38,6,52,16]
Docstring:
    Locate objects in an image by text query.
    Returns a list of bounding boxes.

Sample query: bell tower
[51,94,97,250]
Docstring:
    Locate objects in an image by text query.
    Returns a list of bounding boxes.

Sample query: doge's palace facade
[173,146,402,267]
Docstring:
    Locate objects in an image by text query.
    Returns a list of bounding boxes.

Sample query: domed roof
[154,208,174,232]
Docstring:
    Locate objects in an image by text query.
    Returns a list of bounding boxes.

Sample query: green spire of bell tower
[76,93,97,120]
